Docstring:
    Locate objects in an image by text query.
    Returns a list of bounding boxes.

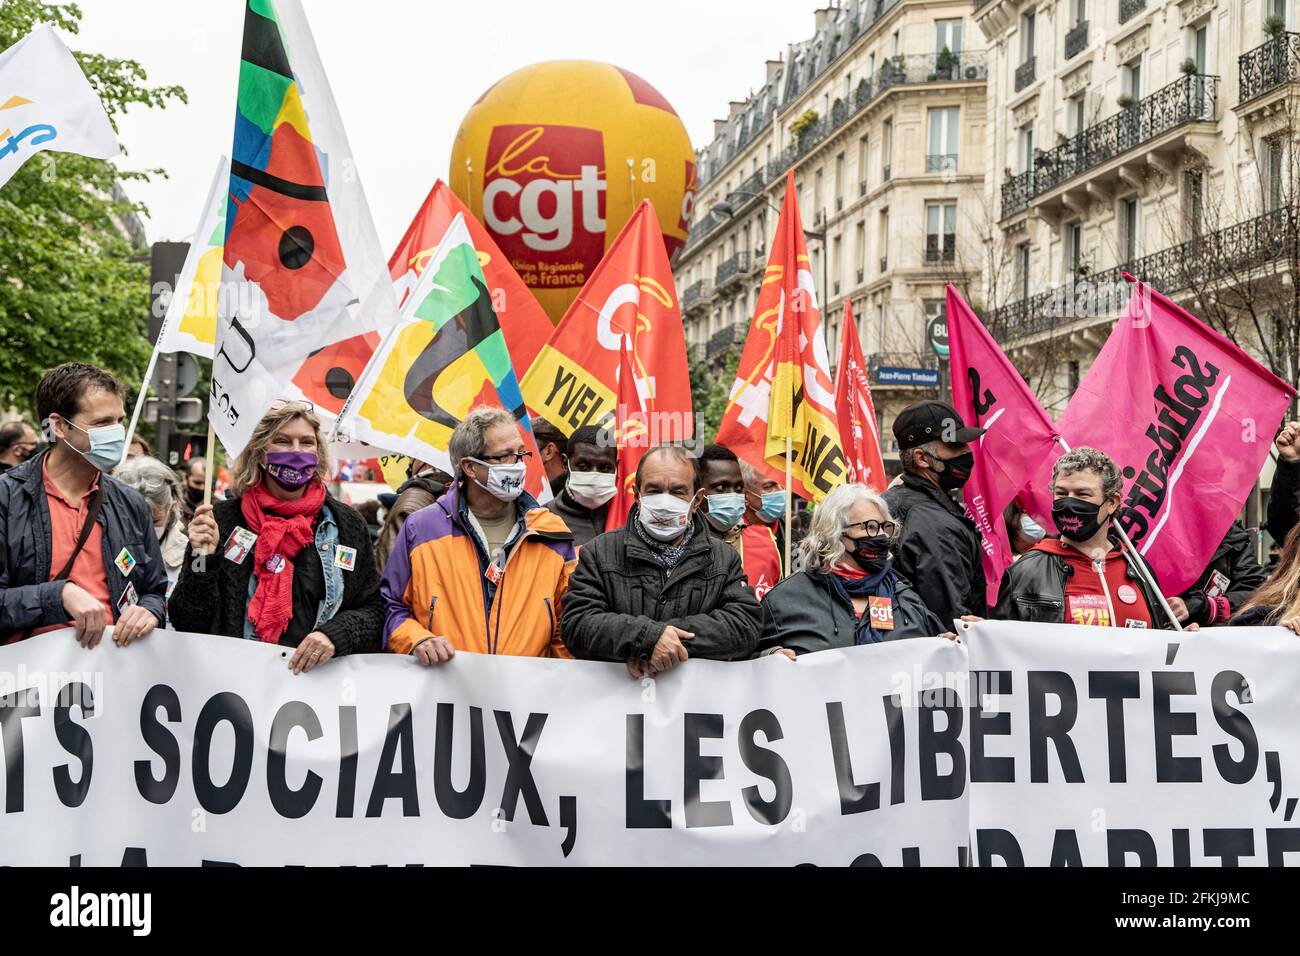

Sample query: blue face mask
[65,420,125,473]
[705,492,746,531]
[758,490,787,522]
[1019,513,1046,542]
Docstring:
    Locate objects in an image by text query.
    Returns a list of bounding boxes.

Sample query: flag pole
[1053,435,1182,631]
[784,432,793,577]
[120,344,161,468]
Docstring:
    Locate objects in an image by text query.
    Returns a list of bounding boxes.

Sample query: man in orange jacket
[381,406,576,664]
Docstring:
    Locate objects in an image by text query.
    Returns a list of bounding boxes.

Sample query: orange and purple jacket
[381,482,576,658]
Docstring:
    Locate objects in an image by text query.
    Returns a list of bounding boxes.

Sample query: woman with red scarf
[755,484,953,659]
[169,403,384,671]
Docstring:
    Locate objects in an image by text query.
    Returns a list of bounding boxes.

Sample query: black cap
[892,400,985,450]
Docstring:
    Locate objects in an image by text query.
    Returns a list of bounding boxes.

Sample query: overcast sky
[68,0,814,250]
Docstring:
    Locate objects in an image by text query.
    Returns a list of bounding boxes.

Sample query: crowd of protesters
[3,361,1300,669]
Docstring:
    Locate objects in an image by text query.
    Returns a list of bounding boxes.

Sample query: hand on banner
[649,625,693,675]
[772,647,797,661]
[290,632,335,674]
[113,606,158,646]
[1282,616,1300,636]
[188,504,219,555]
[1277,422,1300,462]
[1167,596,1190,623]
[413,636,456,667]
[62,582,106,648]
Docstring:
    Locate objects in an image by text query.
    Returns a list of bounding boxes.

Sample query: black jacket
[169,492,384,654]
[0,450,167,639]
[1176,521,1268,625]
[1267,457,1300,546]
[993,540,1175,629]
[756,567,946,657]
[882,473,987,624]
[561,509,761,662]
[545,487,610,548]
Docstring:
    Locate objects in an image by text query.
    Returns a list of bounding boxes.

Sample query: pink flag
[946,286,1060,604]
[1054,276,1296,593]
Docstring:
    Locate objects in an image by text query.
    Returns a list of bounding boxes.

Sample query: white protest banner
[965,620,1300,866]
[0,630,969,866]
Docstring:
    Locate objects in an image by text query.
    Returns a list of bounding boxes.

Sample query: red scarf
[832,560,870,581]
[241,479,326,643]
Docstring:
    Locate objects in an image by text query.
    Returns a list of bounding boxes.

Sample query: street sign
[927,313,949,357]
[151,350,199,397]
[874,367,940,387]
[144,397,204,425]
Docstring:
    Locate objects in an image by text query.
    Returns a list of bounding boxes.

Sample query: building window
[882,119,893,179]
[1020,12,1036,64]
[1185,170,1204,236]
[1069,95,1086,135]
[1066,221,1084,278]
[927,107,960,172]
[1124,58,1142,99]
[1018,124,1035,174]
[1119,196,1139,264]
[1072,0,1087,25]
[879,208,889,271]
[857,134,869,194]
[855,220,866,282]
[892,30,900,57]
[925,201,957,263]
[1015,242,1031,301]
[1265,133,1287,211]
[935,18,964,55]
[835,152,845,210]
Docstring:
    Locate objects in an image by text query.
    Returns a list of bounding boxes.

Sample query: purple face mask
[264,450,318,489]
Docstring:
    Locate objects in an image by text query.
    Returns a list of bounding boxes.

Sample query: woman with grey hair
[755,483,947,659]
[114,454,187,592]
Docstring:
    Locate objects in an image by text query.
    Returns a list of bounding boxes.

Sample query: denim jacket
[241,503,342,640]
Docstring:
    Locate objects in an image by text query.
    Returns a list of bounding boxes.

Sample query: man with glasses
[381,405,577,665]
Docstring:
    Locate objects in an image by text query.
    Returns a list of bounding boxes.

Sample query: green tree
[0,1,186,416]
[689,344,742,441]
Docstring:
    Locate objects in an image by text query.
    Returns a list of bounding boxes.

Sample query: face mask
[264,450,318,490]
[185,484,204,507]
[705,492,746,532]
[1052,496,1108,543]
[638,493,693,541]
[1019,513,1046,542]
[567,470,616,509]
[844,533,890,571]
[469,458,527,502]
[64,420,125,473]
[932,450,975,491]
[757,490,786,522]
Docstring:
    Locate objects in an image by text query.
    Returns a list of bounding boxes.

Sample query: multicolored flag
[832,301,886,492]
[389,180,554,378]
[338,213,549,501]
[716,170,846,503]
[213,0,398,455]
[1051,277,1295,593]
[520,199,693,453]
[946,285,1059,604]
[0,23,117,190]
[155,155,228,358]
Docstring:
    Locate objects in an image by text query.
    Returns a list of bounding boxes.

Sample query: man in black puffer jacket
[561,444,760,675]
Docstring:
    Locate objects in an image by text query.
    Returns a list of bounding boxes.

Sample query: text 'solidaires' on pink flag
[946,285,1061,604]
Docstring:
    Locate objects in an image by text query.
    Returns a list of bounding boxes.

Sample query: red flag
[607,344,646,530]
[832,301,886,492]
[1051,276,1296,593]
[946,285,1060,604]
[388,179,554,377]
[520,200,693,452]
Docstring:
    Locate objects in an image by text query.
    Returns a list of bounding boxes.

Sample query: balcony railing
[1015,56,1037,92]
[1119,0,1147,25]
[1065,21,1088,60]
[1000,73,1219,218]
[1240,32,1300,104]
[715,251,752,287]
[924,234,956,264]
[705,323,741,361]
[985,206,1299,340]
[926,153,958,173]
[682,279,713,311]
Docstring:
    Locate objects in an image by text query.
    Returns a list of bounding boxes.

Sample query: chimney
[728,100,745,120]
[766,58,783,83]
[814,6,835,31]
[713,118,727,137]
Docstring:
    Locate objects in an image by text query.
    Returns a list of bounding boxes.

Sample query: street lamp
[710,191,829,316]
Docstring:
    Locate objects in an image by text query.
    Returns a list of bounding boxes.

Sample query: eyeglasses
[476,451,534,465]
[268,399,316,415]
[845,519,896,537]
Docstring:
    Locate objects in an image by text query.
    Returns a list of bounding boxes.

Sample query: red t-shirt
[1035,538,1154,629]
[739,523,782,600]
[28,462,112,638]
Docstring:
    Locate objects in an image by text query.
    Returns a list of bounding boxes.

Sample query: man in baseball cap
[881,400,988,625]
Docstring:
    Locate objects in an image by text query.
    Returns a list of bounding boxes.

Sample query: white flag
[0,23,118,189]
[155,156,228,359]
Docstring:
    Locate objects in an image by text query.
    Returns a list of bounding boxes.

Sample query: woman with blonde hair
[169,403,384,671]
[1232,524,1300,633]
[755,483,948,659]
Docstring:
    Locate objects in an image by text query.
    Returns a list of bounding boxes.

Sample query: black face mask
[1052,496,1108,542]
[185,484,204,507]
[934,450,974,491]
[844,533,890,571]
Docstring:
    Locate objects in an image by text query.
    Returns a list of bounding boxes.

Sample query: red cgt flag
[832,301,887,492]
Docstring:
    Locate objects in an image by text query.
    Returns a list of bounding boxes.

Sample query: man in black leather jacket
[1172,522,1267,626]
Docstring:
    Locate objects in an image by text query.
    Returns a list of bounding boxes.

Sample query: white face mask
[638,493,693,541]
[567,470,617,508]
[468,458,527,502]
